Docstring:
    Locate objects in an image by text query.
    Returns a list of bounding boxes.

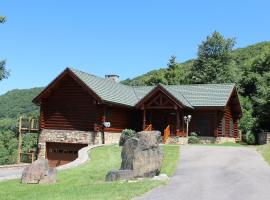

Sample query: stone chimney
[105,74,120,82]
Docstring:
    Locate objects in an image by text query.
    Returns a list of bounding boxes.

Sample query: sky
[0,0,270,94]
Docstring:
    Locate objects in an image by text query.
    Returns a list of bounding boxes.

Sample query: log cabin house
[33,68,242,167]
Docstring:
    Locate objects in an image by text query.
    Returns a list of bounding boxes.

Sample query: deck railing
[144,124,153,131]
[163,125,170,144]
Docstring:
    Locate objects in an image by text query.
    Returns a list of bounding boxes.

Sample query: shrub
[188,132,200,144]
[246,131,256,145]
[119,129,137,146]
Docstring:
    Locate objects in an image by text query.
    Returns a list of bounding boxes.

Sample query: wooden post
[143,108,146,130]
[182,112,184,134]
[214,111,218,137]
[17,117,22,164]
[31,152,35,163]
[101,106,106,144]
[176,109,180,135]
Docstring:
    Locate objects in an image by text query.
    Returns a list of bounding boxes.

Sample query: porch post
[176,109,180,135]
[143,107,146,130]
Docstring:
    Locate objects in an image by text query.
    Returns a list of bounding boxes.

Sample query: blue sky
[0,0,269,94]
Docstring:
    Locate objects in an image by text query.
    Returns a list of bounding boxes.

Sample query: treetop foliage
[122,32,270,133]
[0,16,5,23]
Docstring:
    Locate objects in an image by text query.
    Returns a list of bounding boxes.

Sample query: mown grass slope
[0,145,180,200]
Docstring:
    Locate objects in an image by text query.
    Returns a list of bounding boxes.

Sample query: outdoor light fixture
[184,115,192,137]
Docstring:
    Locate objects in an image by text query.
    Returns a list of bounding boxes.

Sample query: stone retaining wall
[166,136,188,145]
[165,136,236,145]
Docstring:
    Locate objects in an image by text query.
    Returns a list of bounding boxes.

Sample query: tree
[239,54,270,132]
[0,16,5,23]
[0,16,9,81]
[167,55,177,70]
[190,31,236,84]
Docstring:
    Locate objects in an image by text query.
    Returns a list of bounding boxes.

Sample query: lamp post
[184,115,192,137]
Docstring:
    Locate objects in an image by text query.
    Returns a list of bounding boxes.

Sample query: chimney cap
[105,74,120,82]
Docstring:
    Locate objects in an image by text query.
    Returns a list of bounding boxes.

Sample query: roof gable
[32,68,102,105]
[135,84,193,109]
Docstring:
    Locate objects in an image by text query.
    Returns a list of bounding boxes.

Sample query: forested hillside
[122,41,270,86]
[0,87,43,164]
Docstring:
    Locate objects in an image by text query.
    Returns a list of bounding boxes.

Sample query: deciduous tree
[190,31,236,83]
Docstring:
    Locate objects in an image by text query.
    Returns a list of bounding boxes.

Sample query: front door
[167,113,176,135]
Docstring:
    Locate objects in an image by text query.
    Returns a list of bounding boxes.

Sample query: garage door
[46,142,88,167]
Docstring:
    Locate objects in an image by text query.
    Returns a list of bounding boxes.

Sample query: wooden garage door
[46,142,88,167]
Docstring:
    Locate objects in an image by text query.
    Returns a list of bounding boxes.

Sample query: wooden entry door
[46,142,88,167]
[167,113,176,135]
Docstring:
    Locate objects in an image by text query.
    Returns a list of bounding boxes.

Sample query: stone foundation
[38,129,121,158]
[199,137,216,144]
[215,137,236,144]
[166,136,188,145]
[165,136,236,145]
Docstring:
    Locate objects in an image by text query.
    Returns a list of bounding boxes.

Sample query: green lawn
[0,145,179,200]
[257,143,270,165]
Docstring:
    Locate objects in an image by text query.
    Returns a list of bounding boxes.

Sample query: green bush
[188,132,200,144]
[119,129,137,146]
[246,131,256,145]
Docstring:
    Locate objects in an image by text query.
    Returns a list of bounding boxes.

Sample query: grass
[257,143,270,165]
[0,145,179,200]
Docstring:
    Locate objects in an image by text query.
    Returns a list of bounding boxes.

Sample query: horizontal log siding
[40,75,102,131]
[105,107,134,132]
[217,106,238,137]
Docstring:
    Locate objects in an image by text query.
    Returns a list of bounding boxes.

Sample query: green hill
[0,87,43,120]
[0,87,43,164]
[122,41,270,86]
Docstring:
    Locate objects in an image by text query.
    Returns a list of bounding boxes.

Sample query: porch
[142,109,187,143]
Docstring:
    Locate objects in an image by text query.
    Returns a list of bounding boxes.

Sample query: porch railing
[163,125,170,144]
[144,124,153,131]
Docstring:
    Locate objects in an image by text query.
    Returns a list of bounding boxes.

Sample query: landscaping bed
[0,145,179,200]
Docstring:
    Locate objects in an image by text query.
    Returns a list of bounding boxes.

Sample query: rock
[106,131,163,182]
[105,169,134,182]
[152,174,169,181]
[120,131,163,178]
[21,158,56,184]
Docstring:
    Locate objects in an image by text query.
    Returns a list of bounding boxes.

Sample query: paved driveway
[0,166,27,181]
[137,145,270,200]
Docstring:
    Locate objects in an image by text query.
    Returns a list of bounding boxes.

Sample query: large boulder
[121,131,163,177]
[21,158,56,184]
[106,131,163,181]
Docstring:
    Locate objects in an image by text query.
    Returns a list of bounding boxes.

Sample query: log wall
[40,75,102,131]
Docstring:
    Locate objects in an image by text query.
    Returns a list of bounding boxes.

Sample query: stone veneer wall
[165,136,236,145]
[166,136,188,145]
[38,129,121,158]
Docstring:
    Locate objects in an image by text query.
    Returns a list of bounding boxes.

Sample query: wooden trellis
[17,117,39,164]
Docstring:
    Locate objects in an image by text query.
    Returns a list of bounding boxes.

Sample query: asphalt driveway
[137,145,270,200]
[0,165,27,181]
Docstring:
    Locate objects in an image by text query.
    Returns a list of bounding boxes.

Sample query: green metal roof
[70,68,235,108]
